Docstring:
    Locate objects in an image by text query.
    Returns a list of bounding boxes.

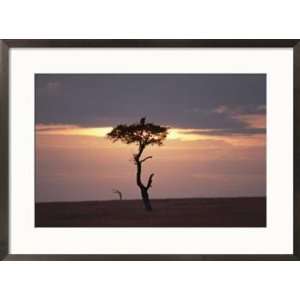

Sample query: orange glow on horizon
[36,124,215,141]
[36,124,265,147]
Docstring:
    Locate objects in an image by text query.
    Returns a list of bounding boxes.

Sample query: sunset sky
[35,74,266,202]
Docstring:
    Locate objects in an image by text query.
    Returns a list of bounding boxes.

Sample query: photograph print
[35,74,266,227]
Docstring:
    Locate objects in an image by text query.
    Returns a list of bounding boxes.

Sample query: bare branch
[112,189,123,200]
[140,156,153,163]
[146,173,154,190]
[132,154,139,164]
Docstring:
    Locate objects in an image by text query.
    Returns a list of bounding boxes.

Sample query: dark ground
[35,197,266,227]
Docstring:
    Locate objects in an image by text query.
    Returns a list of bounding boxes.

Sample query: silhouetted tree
[107,118,168,211]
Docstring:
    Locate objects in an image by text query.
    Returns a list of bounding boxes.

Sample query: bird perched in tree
[140,117,146,125]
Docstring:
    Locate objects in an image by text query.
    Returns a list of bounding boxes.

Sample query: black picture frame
[0,39,299,261]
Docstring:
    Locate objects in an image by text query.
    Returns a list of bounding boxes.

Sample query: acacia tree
[107,118,168,211]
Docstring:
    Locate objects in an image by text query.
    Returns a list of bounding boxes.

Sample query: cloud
[46,81,61,91]
[213,105,228,114]
[233,114,266,129]
[35,74,266,136]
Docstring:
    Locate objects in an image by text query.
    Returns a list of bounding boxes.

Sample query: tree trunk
[141,187,152,211]
[135,148,153,211]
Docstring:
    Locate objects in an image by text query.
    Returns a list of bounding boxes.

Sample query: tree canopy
[107,117,168,147]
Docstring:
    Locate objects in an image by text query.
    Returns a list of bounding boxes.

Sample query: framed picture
[0,39,299,260]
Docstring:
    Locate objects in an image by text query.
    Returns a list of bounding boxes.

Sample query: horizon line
[35,195,267,204]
